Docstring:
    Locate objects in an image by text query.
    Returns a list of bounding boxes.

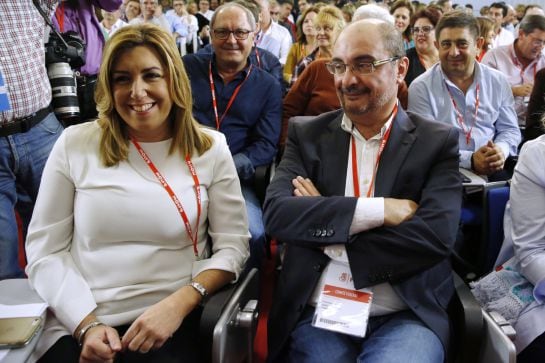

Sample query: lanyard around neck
[130,136,202,257]
[351,104,398,198]
[208,61,253,129]
[446,81,480,145]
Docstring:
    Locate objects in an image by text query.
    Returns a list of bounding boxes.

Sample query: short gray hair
[210,3,257,31]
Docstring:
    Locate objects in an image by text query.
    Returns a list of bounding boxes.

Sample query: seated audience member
[475,128,545,363]
[289,5,345,87]
[198,0,214,21]
[167,0,200,55]
[476,16,496,61]
[183,3,282,269]
[25,24,249,362]
[482,14,545,126]
[341,3,355,23]
[283,5,319,84]
[390,0,415,50]
[196,0,284,90]
[353,3,394,23]
[526,67,545,141]
[408,11,521,180]
[264,18,462,363]
[100,9,127,39]
[130,0,172,33]
[489,2,515,48]
[254,0,293,65]
[404,7,441,87]
[121,0,141,22]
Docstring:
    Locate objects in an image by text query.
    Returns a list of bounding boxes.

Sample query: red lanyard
[209,61,253,129]
[55,2,65,32]
[476,49,486,63]
[351,104,397,198]
[446,82,480,145]
[254,47,261,68]
[130,136,202,257]
[511,49,537,81]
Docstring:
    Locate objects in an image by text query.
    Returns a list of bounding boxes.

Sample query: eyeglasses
[212,28,252,40]
[527,34,545,48]
[270,11,279,15]
[412,26,434,34]
[325,56,400,76]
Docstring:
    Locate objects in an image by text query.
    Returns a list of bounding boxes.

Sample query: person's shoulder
[408,63,439,88]
[291,109,343,133]
[477,62,510,85]
[62,120,101,147]
[520,135,545,160]
[182,52,210,68]
[249,65,281,90]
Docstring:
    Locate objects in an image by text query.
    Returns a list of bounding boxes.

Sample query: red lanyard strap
[55,2,65,32]
[130,136,202,257]
[446,82,480,145]
[351,104,397,198]
[209,61,253,129]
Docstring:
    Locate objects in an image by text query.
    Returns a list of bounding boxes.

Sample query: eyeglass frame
[212,28,253,40]
[526,33,545,48]
[412,25,434,34]
[325,56,401,76]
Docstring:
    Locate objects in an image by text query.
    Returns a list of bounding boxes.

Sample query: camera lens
[47,62,80,122]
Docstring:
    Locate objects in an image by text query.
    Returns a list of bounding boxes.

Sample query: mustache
[340,85,370,95]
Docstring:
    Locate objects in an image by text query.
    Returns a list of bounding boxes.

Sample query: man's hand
[292,176,321,196]
[472,140,505,175]
[384,198,418,226]
[80,325,121,363]
[512,83,533,97]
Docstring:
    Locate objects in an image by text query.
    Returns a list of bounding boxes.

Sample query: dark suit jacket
[263,108,462,362]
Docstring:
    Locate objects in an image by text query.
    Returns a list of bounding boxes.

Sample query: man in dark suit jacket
[263,19,462,362]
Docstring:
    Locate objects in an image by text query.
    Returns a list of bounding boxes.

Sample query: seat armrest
[488,311,516,340]
[449,272,484,363]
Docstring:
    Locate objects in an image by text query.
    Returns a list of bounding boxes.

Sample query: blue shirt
[183,52,282,179]
[408,62,521,169]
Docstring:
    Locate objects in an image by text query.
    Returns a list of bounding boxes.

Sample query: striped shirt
[0,1,57,124]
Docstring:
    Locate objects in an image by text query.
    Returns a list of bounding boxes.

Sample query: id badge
[312,260,372,337]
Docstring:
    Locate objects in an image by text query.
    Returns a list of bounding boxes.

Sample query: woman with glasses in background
[404,7,441,87]
[280,5,345,149]
[287,5,345,87]
[390,0,415,50]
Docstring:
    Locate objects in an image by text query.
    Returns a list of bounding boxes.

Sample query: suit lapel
[318,114,350,196]
[374,109,416,197]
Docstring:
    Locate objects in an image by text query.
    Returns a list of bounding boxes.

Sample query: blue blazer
[264,108,463,362]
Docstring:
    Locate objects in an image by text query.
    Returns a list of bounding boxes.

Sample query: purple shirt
[52,0,122,76]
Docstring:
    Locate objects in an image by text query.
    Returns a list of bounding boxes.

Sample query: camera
[45,31,86,124]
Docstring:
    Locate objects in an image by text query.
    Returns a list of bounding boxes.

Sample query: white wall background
[449,0,545,13]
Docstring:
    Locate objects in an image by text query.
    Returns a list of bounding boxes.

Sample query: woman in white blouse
[26,24,249,363]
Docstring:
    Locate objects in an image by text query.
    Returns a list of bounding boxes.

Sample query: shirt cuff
[460,150,473,170]
[349,197,384,235]
[495,142,510,160]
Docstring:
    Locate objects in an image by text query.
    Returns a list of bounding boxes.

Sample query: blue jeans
[0,113,63,279]
[240,183,266,270]
[289,307,444,363]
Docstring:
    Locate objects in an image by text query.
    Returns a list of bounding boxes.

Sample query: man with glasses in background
[482,14,545,128]
[264,18,462,363]
[183,2,282,270]
[409,10,520,180]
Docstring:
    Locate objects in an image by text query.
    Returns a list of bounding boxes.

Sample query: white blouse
[25,121,250,358]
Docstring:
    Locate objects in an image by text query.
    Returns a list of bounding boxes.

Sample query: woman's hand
[79,325,121,363]
[121,287,200,353]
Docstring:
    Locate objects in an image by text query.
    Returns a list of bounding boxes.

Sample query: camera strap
[32,0,72,50]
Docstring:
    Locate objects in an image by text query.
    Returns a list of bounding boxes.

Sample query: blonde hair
[95,24,212,167]
[314,5,345,31]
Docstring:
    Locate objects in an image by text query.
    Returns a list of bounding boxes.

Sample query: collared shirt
[408,62,521,169]
[482,42,545,125]
[256,20,292,64]
[492,27,515,48]
[309,109,409,316]
[0,0,57,124]
[52,0,122,76]
[182,52,282,168]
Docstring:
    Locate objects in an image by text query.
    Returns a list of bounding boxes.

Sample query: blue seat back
[483,186,510,273]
